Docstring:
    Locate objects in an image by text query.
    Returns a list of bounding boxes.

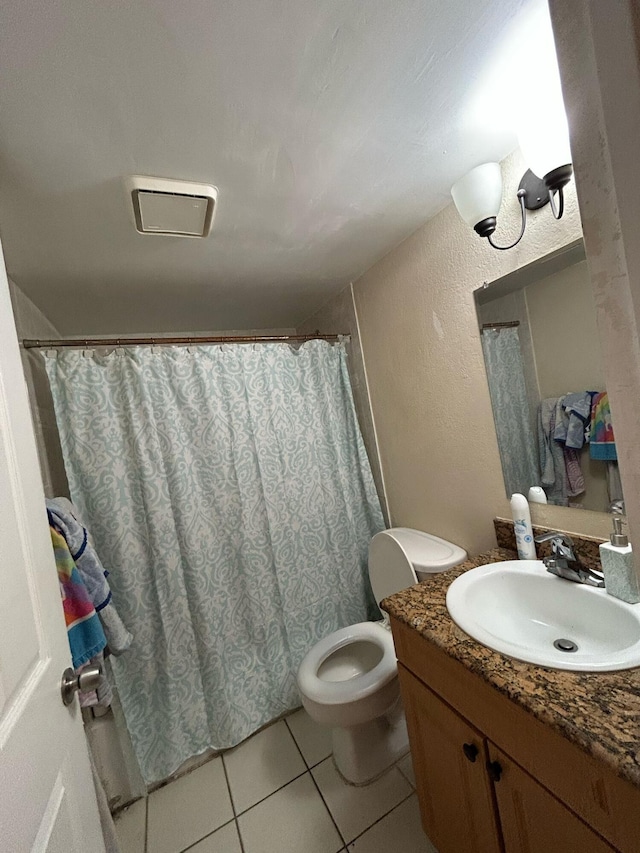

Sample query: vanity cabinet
[400,665,615,852]
[398,665,502,853]
[392,617,640,853]
[489,744,615,852]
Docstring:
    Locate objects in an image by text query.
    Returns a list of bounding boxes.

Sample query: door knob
[462,742,479,762]
[487,760,503,782]
[61,663,103,706]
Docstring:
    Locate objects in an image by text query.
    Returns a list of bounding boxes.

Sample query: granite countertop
[381,547,640,789]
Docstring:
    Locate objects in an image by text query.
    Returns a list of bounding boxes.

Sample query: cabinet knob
[462,742,479,763]
[487,760,503,782]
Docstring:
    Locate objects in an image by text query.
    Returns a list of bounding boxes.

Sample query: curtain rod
[480,321,520,330]
[21,333,349,349]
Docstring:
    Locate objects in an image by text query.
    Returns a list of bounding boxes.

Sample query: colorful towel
[590,391,617,460]
[51,525,106,668]
[47,498,133,655]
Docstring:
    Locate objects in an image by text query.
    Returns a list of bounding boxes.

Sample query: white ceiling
[0,0,542,335]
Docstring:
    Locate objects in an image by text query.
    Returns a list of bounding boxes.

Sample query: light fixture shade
[517,105,572,181]
[451,163,503,229]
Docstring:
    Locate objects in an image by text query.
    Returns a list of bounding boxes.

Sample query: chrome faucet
[534,531,605,588]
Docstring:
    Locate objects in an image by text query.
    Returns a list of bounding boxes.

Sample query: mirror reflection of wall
[476,244,623,514]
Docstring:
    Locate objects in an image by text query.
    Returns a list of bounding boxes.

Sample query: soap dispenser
[600,518,640,604]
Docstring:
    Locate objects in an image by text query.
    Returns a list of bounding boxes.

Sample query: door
[489,745,616,853]
[398,664,503,853]
[0,243,104,851]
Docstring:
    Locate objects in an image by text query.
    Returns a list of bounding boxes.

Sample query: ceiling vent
[126,176,218,237]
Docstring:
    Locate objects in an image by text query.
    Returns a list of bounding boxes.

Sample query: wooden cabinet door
[398,664,503,853]
[488,745,616,853]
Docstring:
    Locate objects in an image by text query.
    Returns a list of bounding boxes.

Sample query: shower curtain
[45,340,384,783]
[481,326,540,498]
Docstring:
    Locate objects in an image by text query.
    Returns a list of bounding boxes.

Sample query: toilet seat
[297,621,396,706]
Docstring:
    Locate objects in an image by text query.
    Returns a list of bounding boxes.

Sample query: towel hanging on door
[47,497,133,655]
[50,525,106,669]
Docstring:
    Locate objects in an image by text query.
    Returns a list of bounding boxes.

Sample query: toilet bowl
[297,621,398,727]
[297,527,466,784]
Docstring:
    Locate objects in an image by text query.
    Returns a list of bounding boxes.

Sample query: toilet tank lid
[384,528,468,573]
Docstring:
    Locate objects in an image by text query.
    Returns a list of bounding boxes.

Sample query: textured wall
[8,280,69,497]
[353,149,612,556]
[298,283,388,522]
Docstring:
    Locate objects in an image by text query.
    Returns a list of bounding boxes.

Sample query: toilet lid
[368,531,418,604]
[389,527,467,573]
[368,527,467,603]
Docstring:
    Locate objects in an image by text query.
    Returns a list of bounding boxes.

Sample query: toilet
[297,527,467,784]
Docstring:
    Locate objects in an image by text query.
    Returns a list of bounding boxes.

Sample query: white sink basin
[446,560,640,671]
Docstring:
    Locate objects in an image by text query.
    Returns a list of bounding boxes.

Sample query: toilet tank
[368,527,467,604]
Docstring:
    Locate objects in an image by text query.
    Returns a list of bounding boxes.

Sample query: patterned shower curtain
[45,341,384,783]
[481,326,540,498]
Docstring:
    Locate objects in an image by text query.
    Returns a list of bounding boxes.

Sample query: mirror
[476,241,623,513]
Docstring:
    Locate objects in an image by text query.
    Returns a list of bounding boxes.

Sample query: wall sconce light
[451,124,573,251]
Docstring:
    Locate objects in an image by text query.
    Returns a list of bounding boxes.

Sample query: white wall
[8,280,68,497]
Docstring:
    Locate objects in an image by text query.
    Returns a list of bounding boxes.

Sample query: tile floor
[114,708,437,853]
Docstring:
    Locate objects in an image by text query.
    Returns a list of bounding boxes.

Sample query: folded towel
[554,398,584,498]
[563,392,592,449]
[47,498,133,655]
[51,526,106,668]
[590,392,617,460]
[564,446,585,497]
[537,399,569,506]
[538,398,558,487]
